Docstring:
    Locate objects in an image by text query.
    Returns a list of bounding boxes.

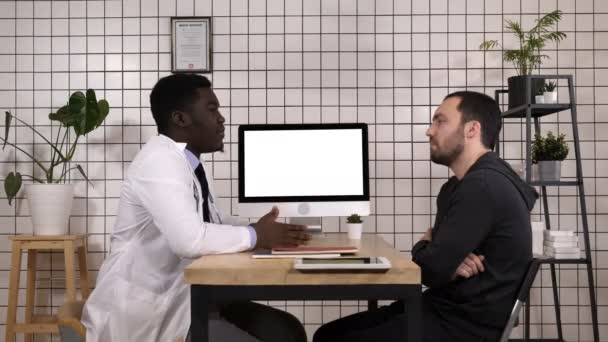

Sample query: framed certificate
[171,17,212,73]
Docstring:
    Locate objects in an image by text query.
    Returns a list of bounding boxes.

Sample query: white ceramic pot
[346,223,363,240]
[25,183,74,235]
[534,95,545,104]
[544,91,558,104]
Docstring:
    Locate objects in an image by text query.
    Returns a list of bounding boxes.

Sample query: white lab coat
[82,134,252,342]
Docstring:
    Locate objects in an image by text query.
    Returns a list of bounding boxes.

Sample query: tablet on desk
[294,256,391,272]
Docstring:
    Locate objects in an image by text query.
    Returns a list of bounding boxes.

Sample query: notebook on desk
[271,246,359,255]
[252,249,341,259]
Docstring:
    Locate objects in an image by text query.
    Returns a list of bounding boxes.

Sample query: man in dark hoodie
[313,91,538,342]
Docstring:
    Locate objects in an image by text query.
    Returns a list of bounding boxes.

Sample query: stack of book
[543,230,580,259]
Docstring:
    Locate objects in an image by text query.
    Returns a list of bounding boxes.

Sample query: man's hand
[452,253,485,279]
[419,227,432,241]
[253,207,311,249]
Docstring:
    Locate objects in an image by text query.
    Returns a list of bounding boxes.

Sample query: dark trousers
[313,301,410,342]
[189,301,307,342]
[313,299,496,342]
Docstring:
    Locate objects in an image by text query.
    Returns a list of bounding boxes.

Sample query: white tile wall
[0,0,607,341]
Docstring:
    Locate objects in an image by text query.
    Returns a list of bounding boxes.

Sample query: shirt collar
[184,147,201,171]
[159,134,200,171]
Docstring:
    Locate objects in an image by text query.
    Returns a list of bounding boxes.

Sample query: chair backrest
[58,300,86,342]
[499,258,541,342]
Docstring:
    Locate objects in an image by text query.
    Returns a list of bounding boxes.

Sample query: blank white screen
[244,129,364,197]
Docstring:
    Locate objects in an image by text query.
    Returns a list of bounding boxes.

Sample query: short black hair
[444,91,502,150]
[149,74,212,134]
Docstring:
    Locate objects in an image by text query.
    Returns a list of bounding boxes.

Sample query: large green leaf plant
[1,89,109,205]
[480,10,567,75]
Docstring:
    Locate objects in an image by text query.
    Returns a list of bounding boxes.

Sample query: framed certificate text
[171,17,212,73]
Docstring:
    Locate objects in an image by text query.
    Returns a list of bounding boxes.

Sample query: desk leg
[406,288,422,342]
[367,300,378,311]
[191,285,209,342]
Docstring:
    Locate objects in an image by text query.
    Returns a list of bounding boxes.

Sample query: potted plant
[535,87,545,104]
[2,89,109,235]
[531,131,569,181]
[480,10,566,109]
[543,80,558,104]
[346,214,363,240]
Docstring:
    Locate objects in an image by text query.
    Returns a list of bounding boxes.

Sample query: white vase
[544,91,558,104]
[25,183,74,235]
[534,95,545,104]
[346,223,363,240]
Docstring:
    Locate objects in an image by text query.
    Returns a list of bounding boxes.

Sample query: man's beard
[430,133,464,166]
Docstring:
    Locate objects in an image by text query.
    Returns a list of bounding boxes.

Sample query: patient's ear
[465,120,481,139]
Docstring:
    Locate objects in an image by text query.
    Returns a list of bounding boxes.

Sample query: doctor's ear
[169,110,193,128]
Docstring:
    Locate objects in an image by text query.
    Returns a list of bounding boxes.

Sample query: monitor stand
[289,217,322,234]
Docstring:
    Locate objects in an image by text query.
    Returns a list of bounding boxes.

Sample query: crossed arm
[411,178,494,288]
[419,227,485,280]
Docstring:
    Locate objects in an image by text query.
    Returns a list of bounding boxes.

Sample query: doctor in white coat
[82,74,310,342]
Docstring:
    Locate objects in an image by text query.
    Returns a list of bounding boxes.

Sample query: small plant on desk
[346,214,363,239]
[346,214,363,224]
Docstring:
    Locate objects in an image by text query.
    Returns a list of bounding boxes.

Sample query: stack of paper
[543,230,580,259]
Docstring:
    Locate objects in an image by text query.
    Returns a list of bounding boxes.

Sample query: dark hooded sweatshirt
[411,152,538,341]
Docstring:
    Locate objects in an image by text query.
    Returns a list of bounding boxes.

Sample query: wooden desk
[185,234,421,342]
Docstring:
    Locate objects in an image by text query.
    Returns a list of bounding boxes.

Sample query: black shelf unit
[495,75,599,342]
[501,104,571,119]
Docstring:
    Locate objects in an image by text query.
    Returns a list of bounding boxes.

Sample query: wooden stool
[5,235,91,342]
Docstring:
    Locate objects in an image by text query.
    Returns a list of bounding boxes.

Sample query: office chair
[499,258,542,342]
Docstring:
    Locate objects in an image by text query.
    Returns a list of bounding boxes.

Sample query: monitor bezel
[238,123,370,203]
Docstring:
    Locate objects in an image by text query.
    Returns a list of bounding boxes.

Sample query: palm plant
[480,10,566,75]
[2,89,109,204]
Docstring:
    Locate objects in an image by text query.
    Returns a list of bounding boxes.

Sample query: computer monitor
[238,123,370,218]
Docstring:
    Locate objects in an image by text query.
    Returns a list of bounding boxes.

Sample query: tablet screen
[301,257,377,264]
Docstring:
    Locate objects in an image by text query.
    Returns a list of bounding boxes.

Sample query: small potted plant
[535,88,545,104]
[346,214,363,240]
[543,81,558,104]
[2,89,109,235]
[531,131,569,181]
[480,10,566,109]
